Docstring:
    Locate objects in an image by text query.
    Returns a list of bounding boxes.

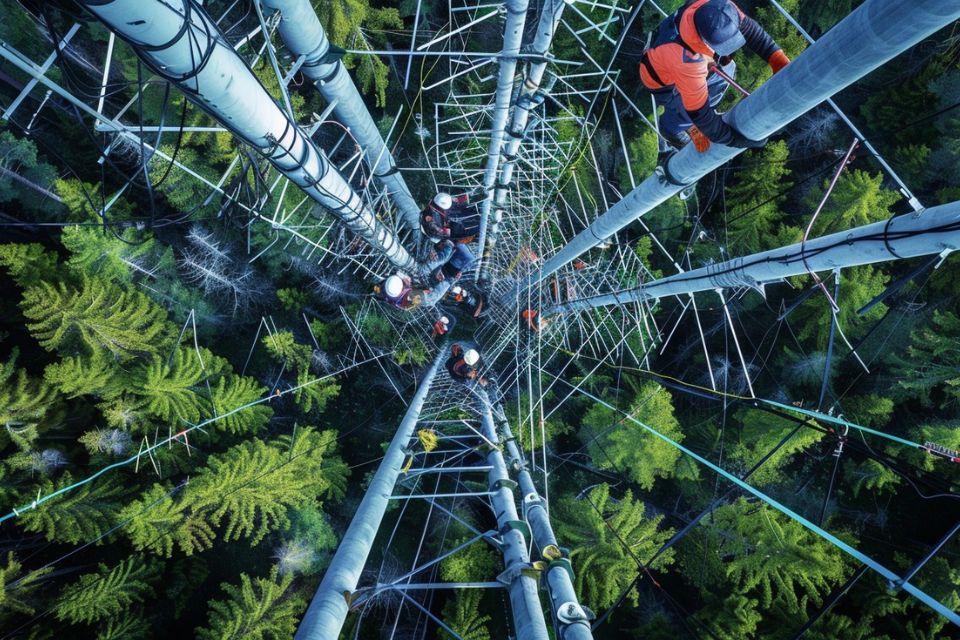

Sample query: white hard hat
[440,316,449,324]
[464,349,480,366]
[433,192,453,209]
[385,274,404,298]
[451,285,462,295]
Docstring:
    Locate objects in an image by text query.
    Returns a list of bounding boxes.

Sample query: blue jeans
[423,242,454,273]
[655,62,734,139]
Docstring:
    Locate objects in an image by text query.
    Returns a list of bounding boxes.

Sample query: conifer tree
[94,610,150,640]
[209,374,273,434]
[54,555,160,625]
[793,266,889,350]
[194,566,306,640]
[0,243,58,287]
[701,499,847,615]
[440,589,492,640]
[0,348,59,450]
[808,170,900,236]
[579,382,689,490]
[123,429,347,556]
[554,484,674,610]
[128,348,206,424]
[21,277,171,360]
[61,225,161,282]
[894,310,960,407]
[0,551,52,617]
[727,408,823,486]
[19,472,129,545]
[724,141,792,253]
[43,350,121,399]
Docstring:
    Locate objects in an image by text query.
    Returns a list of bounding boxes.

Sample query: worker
[438,243,476,281]
[638,0,789,152]
[445,344,487,385]
[424,239,455,281]
[421,193,454,241]
[373,273,421,310]
[449,284,485,318]
[421,192,479,243]
[520,308,549,332]
[432,312,457,338]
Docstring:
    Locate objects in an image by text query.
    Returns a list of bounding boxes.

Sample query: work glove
[768,50,790,74]
[688,125,711,153]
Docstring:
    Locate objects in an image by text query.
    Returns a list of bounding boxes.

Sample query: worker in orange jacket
[639,0,790,152]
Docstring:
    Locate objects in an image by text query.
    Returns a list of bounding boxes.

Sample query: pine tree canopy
[53,555,160,625]
[19,472,129,545]
[21,277,172,360]
[554,483,674,610]
[194,566,306,640]
[579,381,687,490]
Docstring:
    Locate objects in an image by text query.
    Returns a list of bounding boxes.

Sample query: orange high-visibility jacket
[639,0,781,139]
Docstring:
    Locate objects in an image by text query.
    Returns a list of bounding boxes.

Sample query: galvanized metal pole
[544,199,960,315]
[478,398,551,640]
[260,0,422,235]
[477,0,566,281]
[79,0,417,272]
[294,351,444,639]
[474,0,529,279]
[491,409,594,639]
[513,0,960,297]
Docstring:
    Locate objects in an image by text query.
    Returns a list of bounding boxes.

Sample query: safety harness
[639,2,698,90]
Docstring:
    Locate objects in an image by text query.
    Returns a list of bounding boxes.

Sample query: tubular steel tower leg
[294,352,444,639]
[260,0,422,235]
[478,397,551,640]
[544,199,960,315]
[79,0,417,272]
[477,0,567,281]
[490,407,594,639]
[511,0,960,297]
[474,0,529,279]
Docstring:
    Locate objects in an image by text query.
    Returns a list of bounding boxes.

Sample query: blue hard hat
[694,0,746,56]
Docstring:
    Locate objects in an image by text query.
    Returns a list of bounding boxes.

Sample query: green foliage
[21,277,172,360]
[0,348,59,450]
[844,458,901,498]
[19,473,128,545]
[209,374,272,434]
[579,382,690,489]
[195,566,306,640]
[792,266,889,350]
[807,170,901,236]
[54,555,160,625]
[554,484,674,610]
[724,141,792,253]
[61,226,160,281]
[43,350,120,399]
[695,499,847,615]
[439,538,499,583]
[0,131,59,214]
[123,429,347,556]
[95,611,150,640]
[727,408,823,486]
[1,551,52,616]
[276,288,309,311]
[263,331,313,371]
[0,243,58,288]
[894,310,960,407]
[439,589,491,640]
[129,348,206,424]
[315,0,401,107]
[308,319,347,351]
